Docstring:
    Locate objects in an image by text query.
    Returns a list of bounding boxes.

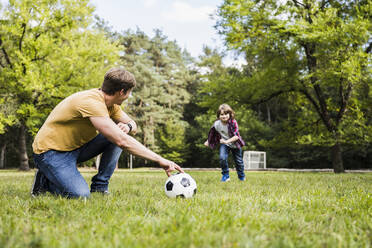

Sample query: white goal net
[243,151,266,169]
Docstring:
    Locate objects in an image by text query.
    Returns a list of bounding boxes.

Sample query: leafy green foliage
[0,96,17,133]
[0,0,120,169]
[0,0,120,135]
[117,29,196,162]
[157,119,189,164]
[213,0,372,171]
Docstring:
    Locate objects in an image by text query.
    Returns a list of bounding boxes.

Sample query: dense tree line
[0,0,371,172]
[0,0,120,170]
[209,0,372,172]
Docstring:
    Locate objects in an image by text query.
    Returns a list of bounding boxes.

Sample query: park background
[0,0,371,173]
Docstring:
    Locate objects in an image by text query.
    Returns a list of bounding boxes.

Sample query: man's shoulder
[62,89,106,114]
[74,88,101,98]
[68,89,103,104]
[69,89,108,117]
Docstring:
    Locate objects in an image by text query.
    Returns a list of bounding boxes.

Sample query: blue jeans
[33,134,122,198]
[219,144,245,179]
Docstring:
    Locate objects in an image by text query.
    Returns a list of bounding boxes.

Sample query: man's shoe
[221,175,230,182]
[239,177,246,181]
[90,189,110,195]
[31,169,48,197]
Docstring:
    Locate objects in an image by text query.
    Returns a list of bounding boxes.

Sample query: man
[31,67,184,198]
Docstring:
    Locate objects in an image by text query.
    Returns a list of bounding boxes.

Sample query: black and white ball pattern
[164,173,197,198]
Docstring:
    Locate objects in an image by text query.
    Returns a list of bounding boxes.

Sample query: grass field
[0,169,371,248]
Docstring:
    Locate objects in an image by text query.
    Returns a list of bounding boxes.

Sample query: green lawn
[0,169,371,248]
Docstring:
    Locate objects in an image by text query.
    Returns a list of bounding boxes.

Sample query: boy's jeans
[219,144,245,179]
[33,134,122,198]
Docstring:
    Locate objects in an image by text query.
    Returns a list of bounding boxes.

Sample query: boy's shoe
[221,175,230,182]
[31,169,48,197]
[238,176,246,181]
[90,189,110,195]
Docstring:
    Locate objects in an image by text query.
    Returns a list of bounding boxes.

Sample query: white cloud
[143,0,157,8]
[0,0,8,7]
[162,1,216,23]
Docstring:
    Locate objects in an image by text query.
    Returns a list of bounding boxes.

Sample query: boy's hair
[101,67,136,95]
[217,103,235,119]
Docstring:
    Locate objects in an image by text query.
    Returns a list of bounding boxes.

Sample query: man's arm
[116,110,138,135]
[90,116,183,176]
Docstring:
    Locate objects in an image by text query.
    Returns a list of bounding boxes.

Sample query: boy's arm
[220,135,239,144]
[205,126,220,149]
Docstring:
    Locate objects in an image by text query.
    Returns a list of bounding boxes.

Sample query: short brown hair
[101,67,136,95]
[217,103,235,119]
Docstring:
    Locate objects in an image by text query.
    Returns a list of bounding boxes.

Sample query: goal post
[243,151,266,170]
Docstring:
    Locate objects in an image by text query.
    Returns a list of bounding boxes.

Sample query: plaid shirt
[207,119,245,149]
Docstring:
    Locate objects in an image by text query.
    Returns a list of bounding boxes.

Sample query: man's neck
[101,90,115,107]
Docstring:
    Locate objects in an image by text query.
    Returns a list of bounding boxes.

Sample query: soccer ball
[164,173,197,198]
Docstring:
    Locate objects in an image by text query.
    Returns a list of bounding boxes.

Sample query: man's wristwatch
[126,123,132,133]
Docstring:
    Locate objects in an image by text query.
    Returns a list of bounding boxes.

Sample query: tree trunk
[0,143,6,169]
[19,125,30,171]
[331,142,344,173]
[266,103,271,125]
[149,115,154,146]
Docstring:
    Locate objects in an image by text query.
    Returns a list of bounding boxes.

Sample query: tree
[0,0,120,170]
[157,119,189,164]
[117,29,195,164]
[215,0,372,172]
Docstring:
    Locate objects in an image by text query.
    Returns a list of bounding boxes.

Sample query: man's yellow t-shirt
[32,89,122,154]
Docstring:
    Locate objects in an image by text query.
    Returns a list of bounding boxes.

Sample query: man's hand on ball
[159,158,184,177]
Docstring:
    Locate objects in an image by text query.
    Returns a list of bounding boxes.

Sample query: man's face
[115,89,132,105]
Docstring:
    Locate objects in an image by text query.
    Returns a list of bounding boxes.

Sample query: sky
[0,0,243,65]
[90,0,226,58]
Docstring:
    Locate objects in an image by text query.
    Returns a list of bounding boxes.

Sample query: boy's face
[219,111,230,122]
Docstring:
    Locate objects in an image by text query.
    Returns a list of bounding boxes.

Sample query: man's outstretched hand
[158,158,184,177]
